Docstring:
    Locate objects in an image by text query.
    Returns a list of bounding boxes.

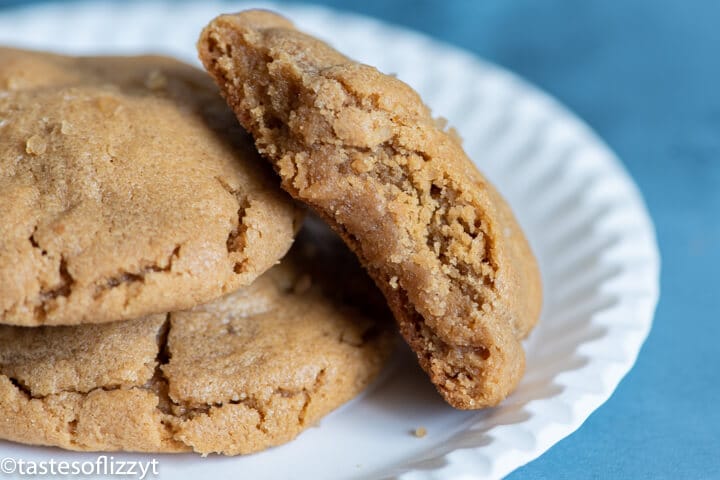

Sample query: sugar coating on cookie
[0,47,301,326]
[0,227,393,455]
[198,10,542,409]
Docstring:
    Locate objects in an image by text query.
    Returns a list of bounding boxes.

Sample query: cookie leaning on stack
[0,48,394,455]
[198,10,542,410]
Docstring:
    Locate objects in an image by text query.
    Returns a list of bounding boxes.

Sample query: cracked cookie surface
[0,47,301,326]
[0,223,393,455]
[198,10,542,409]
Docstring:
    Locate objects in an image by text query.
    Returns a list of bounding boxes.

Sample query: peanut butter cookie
[0,224,393,454]
[0,47,301,326]
[198,10,542,409]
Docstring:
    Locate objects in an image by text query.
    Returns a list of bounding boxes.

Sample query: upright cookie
[0,224,393,455]
[198,11,542,409]
[0,47,301,326]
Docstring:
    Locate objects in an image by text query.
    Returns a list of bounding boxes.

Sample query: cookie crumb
[145,69,167,90]
[389,276,399,289]
[25,135,47,155]
[413,427,427,438]
[350,152,374,173]
[447,127,463,145]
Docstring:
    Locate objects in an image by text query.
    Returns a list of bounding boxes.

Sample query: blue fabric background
[0,1,718,478]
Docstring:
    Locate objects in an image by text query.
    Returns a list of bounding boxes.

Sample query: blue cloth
[1,1,717,478]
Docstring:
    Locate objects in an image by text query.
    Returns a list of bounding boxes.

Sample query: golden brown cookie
[0,47,301,326]
[0,224,393,455]
[198,10,542,409]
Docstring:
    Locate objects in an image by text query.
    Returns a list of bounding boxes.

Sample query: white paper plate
[0,2,660,479]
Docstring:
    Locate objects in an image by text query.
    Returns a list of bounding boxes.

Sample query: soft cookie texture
[198,10,542,409]
[0,47,301,326]
[0,225,393,455]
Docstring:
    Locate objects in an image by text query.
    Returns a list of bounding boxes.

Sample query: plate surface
[0,2,659,479]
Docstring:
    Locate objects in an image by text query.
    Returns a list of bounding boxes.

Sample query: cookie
[0,224,393,455]
[0,47,301,326]
[198,10,542,409]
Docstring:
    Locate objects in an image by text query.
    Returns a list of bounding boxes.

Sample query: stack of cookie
[0,9,541,456]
